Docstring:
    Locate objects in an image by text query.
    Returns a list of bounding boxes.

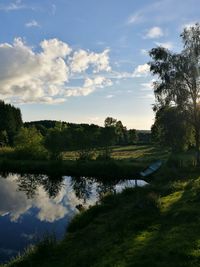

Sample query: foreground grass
[4,167,200,267]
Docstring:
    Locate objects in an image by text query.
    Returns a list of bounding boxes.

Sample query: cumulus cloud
[100,64,150,81]
[25,20,40,28]
[145,27,164,39]
[132,63,150,77]
[70,49,111,73]
[0,38,112,103]
[65,76,113,97]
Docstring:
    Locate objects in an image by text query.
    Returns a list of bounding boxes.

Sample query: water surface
[0,173,147,263]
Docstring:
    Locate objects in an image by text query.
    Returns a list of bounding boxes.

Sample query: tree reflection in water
[70,176,120,204]
[15,174,64,199]
[70,176,94,203]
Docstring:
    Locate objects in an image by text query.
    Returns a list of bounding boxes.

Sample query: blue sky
[0,0,199,129]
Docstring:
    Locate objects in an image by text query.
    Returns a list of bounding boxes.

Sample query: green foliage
[151,106,194,151]
[0,100,23,145]
[23,119,146,158]
[44,128,65,159]
[0,130,8,145]
[128,129,138,144]
[14,127,48,160]
[104,117,117,127]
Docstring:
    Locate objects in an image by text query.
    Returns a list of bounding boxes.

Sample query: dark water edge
[0,159,147,180]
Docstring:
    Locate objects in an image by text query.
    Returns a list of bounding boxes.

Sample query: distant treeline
[0,100,151,160]
[24,119,151,146]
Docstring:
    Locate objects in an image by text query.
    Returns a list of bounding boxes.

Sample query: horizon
[0,0,199,130]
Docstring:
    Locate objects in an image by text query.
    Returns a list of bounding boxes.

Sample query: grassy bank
[0,145,170,179]
[4,165,200,267]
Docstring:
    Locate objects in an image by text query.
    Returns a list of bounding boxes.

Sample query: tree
[0,100,23,145]
[14,127,47,159]
[128,129,138,144]
[104,117,117,127]
[149,23,200,163]
[44,128,65,160]
[0,130,8,145]
[151,106,193,151]
[115,120,127,145]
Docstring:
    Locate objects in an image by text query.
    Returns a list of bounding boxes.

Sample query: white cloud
[155,41,173,49]
[132,63,150,77]
[35,187,67,222]
[98,64,150,81]
[25,20,40,28]
[145,27,164,39]
[70,49,111,73]
[65,76,113,97]
[0,38,112,103]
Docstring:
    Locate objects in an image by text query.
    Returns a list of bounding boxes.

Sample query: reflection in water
[0,173,147,263]
[16,174,63,199]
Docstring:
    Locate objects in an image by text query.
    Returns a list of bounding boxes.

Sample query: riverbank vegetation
[4,165,200,267]
[0,144,169,179]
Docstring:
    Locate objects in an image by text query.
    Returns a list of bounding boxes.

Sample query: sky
[0,0,199,129]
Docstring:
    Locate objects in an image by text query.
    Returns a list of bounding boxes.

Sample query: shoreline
[0,158,147,180]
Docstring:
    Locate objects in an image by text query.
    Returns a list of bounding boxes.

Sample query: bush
[14,127,48,160]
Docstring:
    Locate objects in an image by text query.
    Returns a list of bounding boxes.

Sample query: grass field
[62,145,170,162]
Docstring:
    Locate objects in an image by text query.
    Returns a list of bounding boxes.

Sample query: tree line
[0,101,152,160]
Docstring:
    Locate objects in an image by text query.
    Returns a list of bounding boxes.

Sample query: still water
[0,173,147,263]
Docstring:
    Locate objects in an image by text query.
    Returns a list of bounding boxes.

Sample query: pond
[0,173,147,264]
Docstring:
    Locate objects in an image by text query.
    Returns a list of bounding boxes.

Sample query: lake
[0,173,147,263]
